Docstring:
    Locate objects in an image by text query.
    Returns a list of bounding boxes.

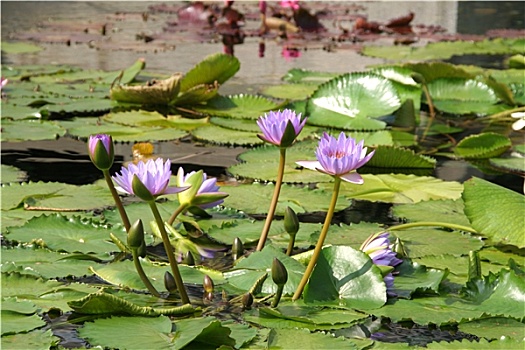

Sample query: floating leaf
[5,214,125,255]
[426,337,525,349]
[282,68,339,84]
[191,124,262,146]
[172,317,236,349]
[366,146,436,169]
[1,164,27,184]
[393,261,448,298]
[79,315,174,349]
[393,199,473,228]
[454,133,512,159]
[0,329,59,350]
[261,83,318,100]
[458,317,525,340]
[266,327,357,350]
[489,157,525,173]
[304,246,387,309]
[1,41,42,54]
[222,182,350,215]
[306,72,400,130]
[194,94,284,120]
[318,174,463,203]
[463,177,524,247]
[391,229,484,258]
[1,298,45,336]
[0,119,65,142]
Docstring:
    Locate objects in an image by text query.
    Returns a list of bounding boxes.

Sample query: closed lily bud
[242,292,254,309]
[203,275,214,293]
[164,271,177,293]
[88,134,114,171]
[284,206,299,236]
[410,72,426,85]
[181,251,195,266]
[271,258,288,287]
[137,240,147,258]
[232,237,244,261]
[127,219,145,249]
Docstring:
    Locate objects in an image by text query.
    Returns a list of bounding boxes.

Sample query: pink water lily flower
[257,109,306,148]
[113,158,188,200]
[296,132,374,184]
[361,232,402,294]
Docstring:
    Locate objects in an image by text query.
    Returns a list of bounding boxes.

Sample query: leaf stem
[256,148,287,251]
[167,203,188,226]
[286,235,296,256]
[103,170,130,231]
[382,221,478,234]
[420,83,436,143]
[131,249,161,297]
[292,177,341,301]
[148,201,190,305]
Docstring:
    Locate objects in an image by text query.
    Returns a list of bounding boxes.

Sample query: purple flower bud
[296,132,374,184]
[257,109,306,148]
[88,134,114,170]
[112,158,188,201]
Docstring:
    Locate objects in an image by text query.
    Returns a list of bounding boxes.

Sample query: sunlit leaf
[0,119,65,142]
[172,317,236,349]
[282,68,339,84]
[180,53,240,92]
[0,329,59,350]
[366,146,436,169]
[458,317,525,340]
[463,177,525,248]
[392,199,472,228]
[304,246,387,309]
[261,83,318,100]
[454,133,512,159]
[194,94,285,120]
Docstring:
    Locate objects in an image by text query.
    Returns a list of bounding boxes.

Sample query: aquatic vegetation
[1,36,524,350]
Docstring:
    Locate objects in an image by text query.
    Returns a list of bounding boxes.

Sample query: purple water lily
[361,232,402,294]
[296,132,374,184]
[88,134,114,171]
[178,168,228,209]
[257,109,306,148]
[113,158,188,200]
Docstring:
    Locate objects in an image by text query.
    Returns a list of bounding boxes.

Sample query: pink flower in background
[279,0,300,10]
[296,132,374,184]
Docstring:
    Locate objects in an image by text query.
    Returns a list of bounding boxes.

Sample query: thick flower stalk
[255,109,306,251]
[360,232,403,295]
[88,134,131,231]
[113,158,191,304]
[292,132,374,301]
[167,168,229,224]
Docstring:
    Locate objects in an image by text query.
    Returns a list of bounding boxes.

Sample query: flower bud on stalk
[127,219,145,250]
[164,271,177,294]
[284,206,299,256]
[88,134,114,171]
[232,237,244,261]
[271,258,288,307]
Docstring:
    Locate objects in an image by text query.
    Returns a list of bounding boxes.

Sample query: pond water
[1,1,523,192]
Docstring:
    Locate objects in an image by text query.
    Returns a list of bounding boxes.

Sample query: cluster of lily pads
[1,50,524,349]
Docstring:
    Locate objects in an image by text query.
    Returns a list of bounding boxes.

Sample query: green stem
[292,177,341,301]
[286,235,296,256]
[256,148,287,251]
[148,201,190,305]
[482,106,525,120]
[103,170,130,231]
[131,249,161,297]
[272,285,284,308]
[167,203,188,226]
[384,221,478,234]
[420,83,436,143]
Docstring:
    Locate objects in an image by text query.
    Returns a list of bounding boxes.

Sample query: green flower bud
[203,275,214,293]
[391,237,407,258]
[271,258,288,287]
[127,219,145,249]
[232,237,244,261]
[181,251,195,266]
[284,206,299,236]
[410,72,426,85]
[164,271,177,293]
[131,175,155,202]
[242,292,254,309]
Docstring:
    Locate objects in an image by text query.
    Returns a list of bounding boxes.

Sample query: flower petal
[339,172,363,184]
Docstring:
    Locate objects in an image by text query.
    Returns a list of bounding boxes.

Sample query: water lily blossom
[255,109,307,251]
[113,158,188,201]
[296,132,374,184]
[257,109,306,148]
[360,232,403,294]
[88,134,114,171]
[168,168,229,223]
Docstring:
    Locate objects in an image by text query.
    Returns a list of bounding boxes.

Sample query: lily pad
[454,133,512,159]
[463,177,525,248]
[306,72,400,130]
[0,119,65,142]
[194,94,285,120]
